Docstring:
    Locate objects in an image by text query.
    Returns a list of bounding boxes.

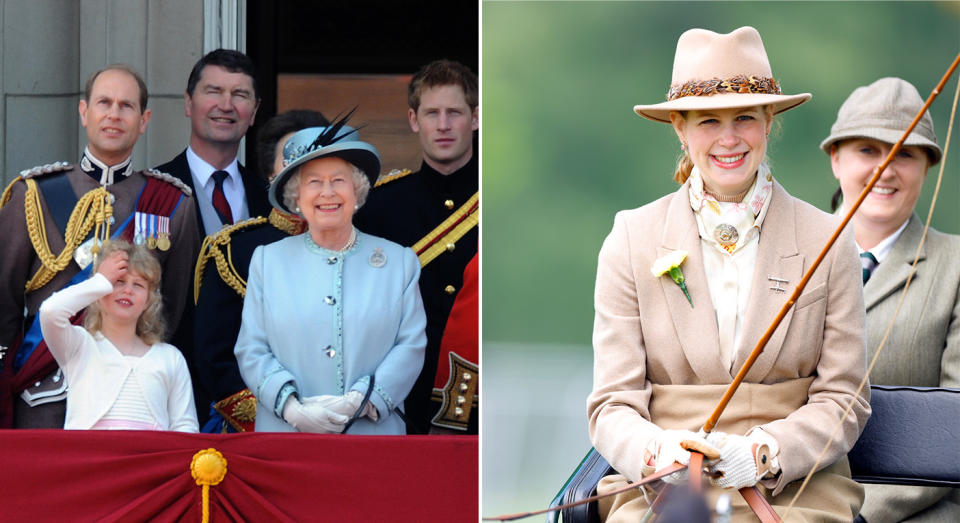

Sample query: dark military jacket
[353,155,478,432]
[155,149,270,425]
[192,211,303,425]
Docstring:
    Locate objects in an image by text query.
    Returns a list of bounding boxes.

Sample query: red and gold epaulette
[268,208,307,235]
[374,168,413,187]
[213,388,257,432]
[143,168,192,196]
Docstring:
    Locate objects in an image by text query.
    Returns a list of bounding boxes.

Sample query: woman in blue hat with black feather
[234,114,426,435]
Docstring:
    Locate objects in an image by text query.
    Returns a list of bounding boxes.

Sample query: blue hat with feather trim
[268,109,381,214]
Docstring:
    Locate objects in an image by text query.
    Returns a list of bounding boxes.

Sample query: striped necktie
[211,170,234,225]
[860,252,879,284]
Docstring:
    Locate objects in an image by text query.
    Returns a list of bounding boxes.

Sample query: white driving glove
[281,396,349,433]
[651,429,718,485]
[703,431,772,490]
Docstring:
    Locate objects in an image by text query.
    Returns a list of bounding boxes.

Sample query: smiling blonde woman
[587,26,871,521]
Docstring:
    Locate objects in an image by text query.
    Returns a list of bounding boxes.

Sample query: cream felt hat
[633,26,811,123]
[819,77,941,165]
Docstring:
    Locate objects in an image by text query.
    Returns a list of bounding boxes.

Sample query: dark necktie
[211,170,234,225]
[860,252,879,284]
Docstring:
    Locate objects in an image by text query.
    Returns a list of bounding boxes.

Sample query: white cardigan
[39,273,198,432]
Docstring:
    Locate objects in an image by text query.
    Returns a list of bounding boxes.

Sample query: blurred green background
[481,1,960,518]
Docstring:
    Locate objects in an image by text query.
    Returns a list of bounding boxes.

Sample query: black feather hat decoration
[268,107,382,214]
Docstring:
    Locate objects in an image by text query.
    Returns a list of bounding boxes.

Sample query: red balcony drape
[0,430,477,522]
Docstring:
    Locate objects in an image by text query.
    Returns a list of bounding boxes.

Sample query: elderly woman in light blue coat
[235,118,426,434]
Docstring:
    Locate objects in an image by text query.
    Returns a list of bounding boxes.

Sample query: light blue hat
[268,115,381,214]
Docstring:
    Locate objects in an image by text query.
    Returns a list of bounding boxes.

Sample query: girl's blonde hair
[671,105,777,184]
[84,239,166,344]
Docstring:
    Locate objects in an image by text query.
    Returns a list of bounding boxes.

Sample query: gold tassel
[23,182,112,292]
[193,217,269,303]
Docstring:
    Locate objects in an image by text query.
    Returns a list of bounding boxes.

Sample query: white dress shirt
[857,218,909,263]
[694,187,773,373]
[186,147,250,234]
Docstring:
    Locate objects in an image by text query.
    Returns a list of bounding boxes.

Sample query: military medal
[369,247,386,268]
[146,214,157,249]
[134,212,146,245]
[714,223,738,248]
[157,216,171,251]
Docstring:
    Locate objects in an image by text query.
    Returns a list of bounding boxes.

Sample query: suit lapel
[864,215,926,311]
[161,150,203,231]
[733,183,804,381]
[162,150,269,235]
[658,184,727,381]
[171,150,194,190]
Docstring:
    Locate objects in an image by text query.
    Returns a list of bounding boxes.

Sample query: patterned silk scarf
[688,163,774,254]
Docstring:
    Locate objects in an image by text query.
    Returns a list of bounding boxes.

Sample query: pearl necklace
[338,228,357,252]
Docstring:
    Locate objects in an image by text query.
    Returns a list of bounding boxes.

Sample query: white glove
[304,394,355,416]
[651,429,718,485]
[360,395,378,421]
[306,391,380,423]
[281,396,349,433]
[703,431,769,489]
[324,391,364,418]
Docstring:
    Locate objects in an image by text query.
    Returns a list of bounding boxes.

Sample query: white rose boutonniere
[651,250,693,307]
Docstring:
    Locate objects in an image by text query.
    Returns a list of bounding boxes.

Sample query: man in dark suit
[154,49,268,425]
[155,49,269,237]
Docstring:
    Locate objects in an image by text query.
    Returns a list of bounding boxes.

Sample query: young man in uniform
[354,59,479,434]
[0,65,199,428]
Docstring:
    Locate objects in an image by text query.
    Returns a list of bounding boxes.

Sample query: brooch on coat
[651,250,693,307]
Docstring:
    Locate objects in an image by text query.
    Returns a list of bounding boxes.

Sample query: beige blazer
[587,181,871,496]
[858,215,960,523]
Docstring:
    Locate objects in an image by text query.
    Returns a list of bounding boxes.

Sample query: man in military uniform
[354,59,478,433]
[0,65,200,428]
[192,109,327,432]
